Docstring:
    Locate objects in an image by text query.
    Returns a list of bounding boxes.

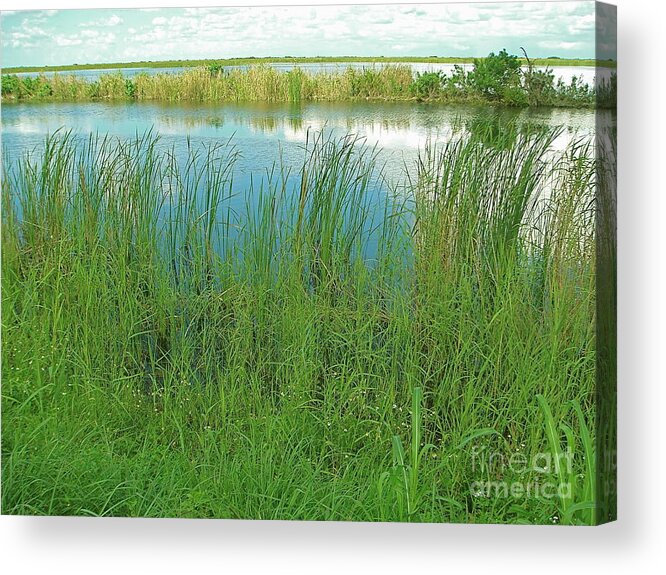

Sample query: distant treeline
[1,50,616,108]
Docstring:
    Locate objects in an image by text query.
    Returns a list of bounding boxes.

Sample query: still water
[1,100,608,180]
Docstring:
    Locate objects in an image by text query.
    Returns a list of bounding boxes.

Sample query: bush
[553,76,594,107]
[4,75,54,99]
[501,85,528,106]
[1,74,20,96]
[444,64,470,94]
[521,48,555,107]
[410,71,444,99]
[523,68,555,106]
[469,49,521,99]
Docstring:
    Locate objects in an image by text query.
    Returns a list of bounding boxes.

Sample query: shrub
[500,85,528,106]
[553,75,594,107]
[87,81,101,99]
[410,71,444,100]
[1,74,20,96]
[469,49,522,99]
[521,48,555,107]
[523,68,555,106]
[444,64,471,94]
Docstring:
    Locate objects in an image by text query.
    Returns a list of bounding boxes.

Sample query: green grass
[2,123,607,523]
[3,55,616,75]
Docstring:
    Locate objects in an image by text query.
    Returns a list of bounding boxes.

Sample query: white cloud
[55,35,82,47]
[568,13,595,35]
[538,40,585,51]
[87,32,116,46]
[80,14,123,28]
[2,21,47,48]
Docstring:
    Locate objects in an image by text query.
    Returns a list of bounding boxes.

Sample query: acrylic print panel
[0,2,616,525]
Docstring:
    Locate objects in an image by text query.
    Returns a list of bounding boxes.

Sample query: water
[1,100,614,262]
[1,100,609,179]
[13,62,612,87]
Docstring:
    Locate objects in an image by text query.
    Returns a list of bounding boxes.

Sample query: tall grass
[2,123,601,523]
[0,66,414,104]
[2,62,613,108]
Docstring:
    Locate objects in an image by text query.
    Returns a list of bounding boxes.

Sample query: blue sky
[1,2,603,68]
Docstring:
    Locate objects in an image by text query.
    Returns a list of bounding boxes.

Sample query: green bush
[410,71,444,99]
[596,73,617,109]
[501,84,528,106]
[1,74,20,96]
[2,74,54,98]
[444,64,471,94]
[469,49,522,99]
[523,68,555,106]
[349,69,384,98]
[553,76,594,107]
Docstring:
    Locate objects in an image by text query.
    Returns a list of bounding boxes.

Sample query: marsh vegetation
[2,119,607,523]
[2,50,616,108]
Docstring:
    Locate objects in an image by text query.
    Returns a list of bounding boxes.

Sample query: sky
[0,2,604,68]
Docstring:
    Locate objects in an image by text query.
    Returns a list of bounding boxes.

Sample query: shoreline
[3,56,617,75]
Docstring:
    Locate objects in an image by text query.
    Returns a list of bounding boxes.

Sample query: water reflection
[2,101,614,185]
